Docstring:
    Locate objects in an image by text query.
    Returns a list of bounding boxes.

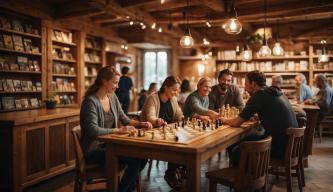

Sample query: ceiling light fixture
[129,21,134,25]
[161,0,165,4]
[223,8,242,35]
[319,40,329,63]
[180,0,194,48]
[272,20,284,56]
[158,27,162,32]
[206,21,211,28]
[151,22,156,29]
[203,37,210,46]
[258,0,271,57]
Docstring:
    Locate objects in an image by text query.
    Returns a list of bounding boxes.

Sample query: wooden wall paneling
[46,27,54,99]
[41,22,48,101]
[49,122,67,169]
[25,127,46,179]
[309,45,314,86]
[76,31,85,105]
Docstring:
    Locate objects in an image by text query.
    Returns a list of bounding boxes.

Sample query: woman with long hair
[140,76,183,190]
[80,66,152,192]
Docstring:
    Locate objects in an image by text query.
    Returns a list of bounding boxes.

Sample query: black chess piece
[203,123,206,130]
[207,122,210,128]
[181,117,185,127]
[215,119,218,129]
[198,120,201,127]
[174,123,177,129]
[219,119,223,126]
[138,130,142,137]
[174,135,179,142]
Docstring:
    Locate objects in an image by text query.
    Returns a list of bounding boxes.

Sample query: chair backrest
[285,127,305,167]
[237,136,272,190]
[71,126,86,176]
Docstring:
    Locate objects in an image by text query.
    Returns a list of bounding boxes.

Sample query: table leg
[106,144,118,192]
[186,153,201,192]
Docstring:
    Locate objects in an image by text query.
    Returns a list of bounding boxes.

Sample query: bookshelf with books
[84,35,104,90]
[48,27,79,108]
[216,47,311,98]
[0,10,44,112]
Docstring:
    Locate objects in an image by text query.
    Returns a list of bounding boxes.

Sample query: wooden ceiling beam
[117,0,156,8]
[138,0,202,12]
[200,0,224,12]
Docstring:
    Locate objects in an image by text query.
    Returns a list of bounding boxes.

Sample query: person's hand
[207,110,220,119]
[155,118,167,127]
[198,115,211,123]
[140,121,153,130]
[113,126,137,135]
[303,99,313,105]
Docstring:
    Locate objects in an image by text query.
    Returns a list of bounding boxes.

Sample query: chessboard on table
[111,119,230,145]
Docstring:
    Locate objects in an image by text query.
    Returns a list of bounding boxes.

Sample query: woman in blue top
[80,66,152,192]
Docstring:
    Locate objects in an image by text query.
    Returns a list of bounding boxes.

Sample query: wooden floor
[24,138,333,192]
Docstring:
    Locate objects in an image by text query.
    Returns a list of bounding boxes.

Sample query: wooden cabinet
[0,108,79,192]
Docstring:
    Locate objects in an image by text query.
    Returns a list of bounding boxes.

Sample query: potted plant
[44,94,58,109]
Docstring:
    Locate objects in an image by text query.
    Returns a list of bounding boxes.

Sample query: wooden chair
[72,126,141,192]
[269,127,305,192]
[319,115,333,143]
[206,136,272,192]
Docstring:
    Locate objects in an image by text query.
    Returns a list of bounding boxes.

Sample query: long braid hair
[84,66,120,97]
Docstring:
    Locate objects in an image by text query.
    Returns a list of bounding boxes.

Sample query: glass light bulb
[151,23,156,29]
[223,18,242,35]
[319,54,329,63]
[258,45,272,57]
[158,27,162,32]
[129,21,134,25]
[273,42,284,56]
[242,50,252,61]
[203,38,210,45]
[180,35,194,48]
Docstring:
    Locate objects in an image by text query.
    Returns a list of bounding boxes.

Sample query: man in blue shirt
[116,66,133,114]
[295,74,313,103]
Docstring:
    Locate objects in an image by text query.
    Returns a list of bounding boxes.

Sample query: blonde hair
[197,77,212,89]
[84,66,120,97]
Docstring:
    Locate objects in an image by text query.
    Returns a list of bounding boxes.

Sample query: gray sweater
[209,84,244,111]
[80,93,130,155]
[183,90,209,118]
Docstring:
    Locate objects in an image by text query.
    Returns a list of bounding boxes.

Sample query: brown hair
[246,70,266,87]
[159,76,181,93]
[84,66,120,97]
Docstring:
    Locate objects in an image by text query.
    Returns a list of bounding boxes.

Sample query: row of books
[52,30,73,43]
[0,55,40,71]
[53,61,75,75]
[0,96,41,111]
[84,51,101,62]
[0,16,39,35]
[0,79,41,92]
[85,38,102,49]
[266,77,296,87]
[51,78,76,92]
[0,34,40,53]
[84,66,97,76]
[218,60,308,71]
[53,94,75,105]
[313,62,333,70]
[217,50,307,60]
[52,46,74,60]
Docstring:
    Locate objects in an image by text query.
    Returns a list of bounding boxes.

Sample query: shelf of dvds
[0,10,44,112]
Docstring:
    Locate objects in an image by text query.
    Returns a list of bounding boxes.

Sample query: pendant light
[319,40,329,63]
[272,20,284,56]
[258,0,271,57]
[223,8,242,35]
[180,0,194,48]
[241,44,252,61]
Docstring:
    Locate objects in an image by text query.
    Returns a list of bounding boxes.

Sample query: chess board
[111,122,231,145]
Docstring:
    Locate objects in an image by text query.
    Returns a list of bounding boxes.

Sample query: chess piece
[174,123,177,130]
[219,119,223,126]
[174,135,179,142]
[203,123,206,130]
[182,117,185,128]
[215,119,218,129]
[138,129,142,137]
[152,132,155,140]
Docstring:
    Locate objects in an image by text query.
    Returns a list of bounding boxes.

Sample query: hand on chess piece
[113,126,137,135]
[207,109,220,119]
[139,121,153,130]
[156,118,167,127]
[197,115,211,123]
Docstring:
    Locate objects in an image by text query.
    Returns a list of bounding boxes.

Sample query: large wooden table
[98,122,257,192]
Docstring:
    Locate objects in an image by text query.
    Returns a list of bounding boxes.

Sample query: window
[144,51,168,90]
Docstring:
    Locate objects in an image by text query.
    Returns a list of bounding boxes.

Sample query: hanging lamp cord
[263,0,267,45]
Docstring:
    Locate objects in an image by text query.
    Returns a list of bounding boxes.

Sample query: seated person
[184,77,219,122]
[138,82,158,110]
[295,73,313,103]
[304,74,333,128]
[178,79,192,110]
[140,76,183,189]
[209,69,245,112]
[221,71,298,166]
[80,66,153,192]
[271,75,283,90]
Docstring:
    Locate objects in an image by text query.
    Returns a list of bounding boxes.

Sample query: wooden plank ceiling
[48,0,333,46]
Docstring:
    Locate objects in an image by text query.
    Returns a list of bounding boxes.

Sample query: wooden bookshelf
[47,27,81,108]
[83,35,105,94]
[0,10,44,112]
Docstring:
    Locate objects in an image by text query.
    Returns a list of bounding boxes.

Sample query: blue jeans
[85,148,147,192]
